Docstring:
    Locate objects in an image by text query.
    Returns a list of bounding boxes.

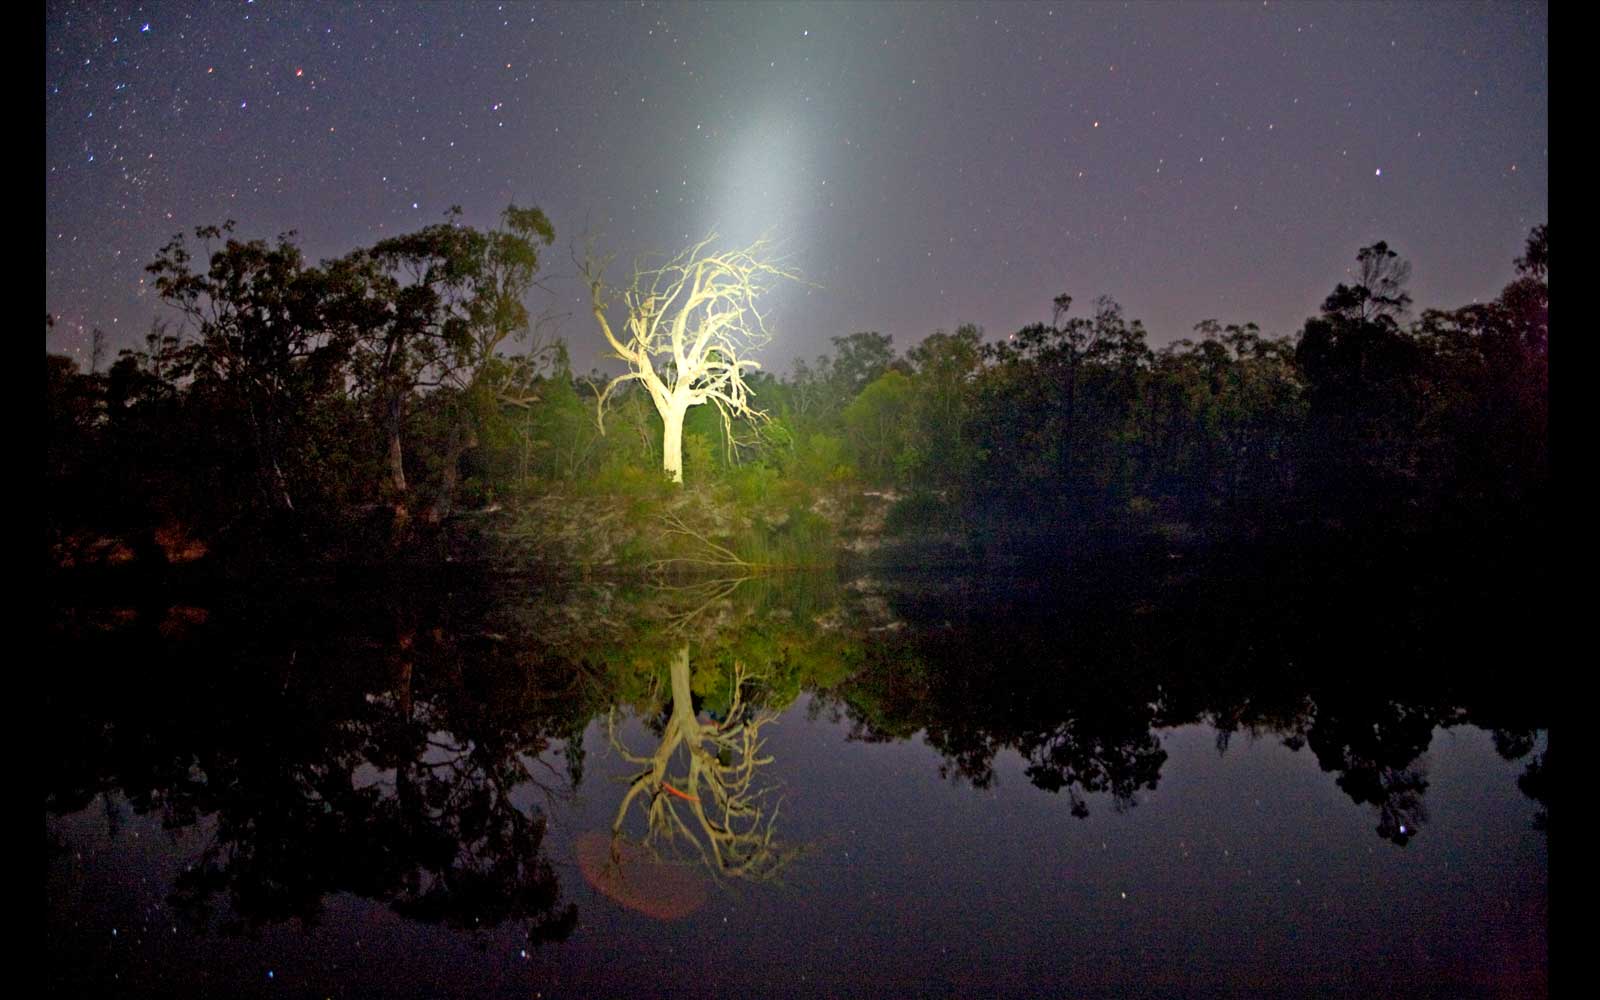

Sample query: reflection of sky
[47,708,1547,997]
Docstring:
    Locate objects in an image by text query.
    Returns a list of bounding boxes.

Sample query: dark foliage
[47,223,1547,571]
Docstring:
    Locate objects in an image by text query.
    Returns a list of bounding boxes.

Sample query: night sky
[45,1,1547,375]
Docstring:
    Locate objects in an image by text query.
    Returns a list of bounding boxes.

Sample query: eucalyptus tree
[1295,242,1424,516]
[584,235,797,484]
[146,223,348,514]
[335,204,555,501]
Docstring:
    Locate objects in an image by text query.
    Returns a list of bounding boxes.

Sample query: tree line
[746,227,1547,552]
[46,214,1547,567]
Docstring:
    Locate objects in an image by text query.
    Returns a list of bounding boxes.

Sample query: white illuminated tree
[584,236,796,484]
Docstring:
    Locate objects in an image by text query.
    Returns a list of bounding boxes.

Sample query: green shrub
[683,431,717,483]
[726,463,780,506]
[735,504,835,568]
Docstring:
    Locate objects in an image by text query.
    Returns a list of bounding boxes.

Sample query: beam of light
[709,110,814,247]
[706,110,825,327]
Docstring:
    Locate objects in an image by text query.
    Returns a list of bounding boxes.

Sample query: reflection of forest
[45,541,1548,939]
[43,571,846,938]
[827,537,1551,845]
[45,574,589,942]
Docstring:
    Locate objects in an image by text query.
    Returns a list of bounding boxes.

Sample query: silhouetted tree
[146,223,350,515]
[1295,241,1426,523]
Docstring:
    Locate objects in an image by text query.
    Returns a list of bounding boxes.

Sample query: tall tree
[337,204,554,502]
[584,236,796,484]
[1296,241,1423,519]
[842,370,916,484]
[1319,241,1413,325]
[827,331,896,399]
[1412,224,1548,524]
[425,205,558,508]
[903,324,984,489]
[609,644,792,881]
[146,223,348,514]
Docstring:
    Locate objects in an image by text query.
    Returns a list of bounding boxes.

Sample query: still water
[45,548,1549,997]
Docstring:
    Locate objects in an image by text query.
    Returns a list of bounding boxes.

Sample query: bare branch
[585,235,795,482]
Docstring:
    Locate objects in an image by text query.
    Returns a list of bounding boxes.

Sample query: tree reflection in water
[573,574,810,918]
[46,580,586,945]
[606,642,796,883]
[822,538,1550,846]
[44,538,1550,960]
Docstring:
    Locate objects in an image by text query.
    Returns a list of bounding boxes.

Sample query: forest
[45,212,1548,575]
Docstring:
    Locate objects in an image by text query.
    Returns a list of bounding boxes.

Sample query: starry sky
[45,1,1547,375]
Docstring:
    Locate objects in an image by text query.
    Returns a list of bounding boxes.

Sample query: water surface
[45,550,1549,997]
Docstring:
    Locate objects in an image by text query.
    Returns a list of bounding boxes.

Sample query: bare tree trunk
[267,457,295,514]
[437,416,478,514]
[666,642,695,729]
[662,398,687,484]
[606,643,792,881]
[246,397,295,513]
[385,396,407,496]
